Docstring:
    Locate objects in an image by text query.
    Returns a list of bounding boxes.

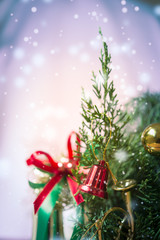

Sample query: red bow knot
[26,132,84,214]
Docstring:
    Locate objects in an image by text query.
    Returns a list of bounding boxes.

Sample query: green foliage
[125,92,160,132]
[72,32,160,239]
[123,92,160,240]
[78,36,130,168]
[72,33,132,240]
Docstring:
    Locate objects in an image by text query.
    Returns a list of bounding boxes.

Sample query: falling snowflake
[134,6,140,12]
[154,5,160,16]
[43,0,53,3]
[31,7,37,13]
[139,72,151,83]
[68,43,84,55]
[92,11,97,16]
[121,0,126,5]
[33,41,38,47]
[21,64,32,75]
[103,17,108,23]
[13,48,25,60]
[32,53,45,67]
[137,85,143,91]
[114,149,129,163]
[50,49,55,54]
[24,37,29,42]
[34,28,39,34]
[122,7,128,13]
[132,49,136,55]
[0,159,10,178]
[74,14,79,19]
[14,77,26,88]
[80,52,90,62]
[90,38,100,49]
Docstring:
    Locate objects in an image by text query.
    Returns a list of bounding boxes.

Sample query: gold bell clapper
[112,179,137,239]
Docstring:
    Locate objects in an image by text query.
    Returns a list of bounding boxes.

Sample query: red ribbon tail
[67,176,84,205]
[34,173,63,214]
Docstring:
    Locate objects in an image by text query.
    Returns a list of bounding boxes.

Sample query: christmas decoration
[141,122,160,155]
[79,160,108,199]
[80,207,130,240]
[72,30,137,240]
[113,179,137,239]
[26,30,160,239]
[78,119,136,239]
[112,179,137,192]
[124,92,160,239]
[27,132,84,240]
[79,117,117,199]
[29,168,75,239]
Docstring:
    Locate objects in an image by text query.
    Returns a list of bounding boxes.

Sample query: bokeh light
[0,0,160,239]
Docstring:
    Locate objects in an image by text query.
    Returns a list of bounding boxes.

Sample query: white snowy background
[0,0,160,239]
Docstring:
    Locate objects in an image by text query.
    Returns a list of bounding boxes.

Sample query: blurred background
[0,0,160,239]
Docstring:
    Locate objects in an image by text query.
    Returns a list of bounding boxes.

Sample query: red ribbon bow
[26,131,84,214]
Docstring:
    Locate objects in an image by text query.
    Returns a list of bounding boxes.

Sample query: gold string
[80,207,131,240]
[95,220,102,240]
[106,162,117,185]
[91,120,99,161]
[91,116,117,185]
[125,191,134,234]
[115,215,128,240]
[103,117,112,162]
[91,116,112,162]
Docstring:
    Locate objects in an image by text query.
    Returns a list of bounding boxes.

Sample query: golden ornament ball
[141,123,160,155]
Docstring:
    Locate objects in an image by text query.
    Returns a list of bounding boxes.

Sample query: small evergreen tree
[72,31,160,240]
